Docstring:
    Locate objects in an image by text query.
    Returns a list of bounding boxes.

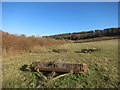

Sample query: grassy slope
[3,39,118,88]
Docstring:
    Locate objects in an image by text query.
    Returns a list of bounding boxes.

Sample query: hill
[44,27,119,40]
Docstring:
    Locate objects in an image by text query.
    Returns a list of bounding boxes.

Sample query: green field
[3,39,118,88]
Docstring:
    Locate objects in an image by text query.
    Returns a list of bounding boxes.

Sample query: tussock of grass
[2,39,118,88]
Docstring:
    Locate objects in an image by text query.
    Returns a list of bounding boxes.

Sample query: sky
[2,2,118,36]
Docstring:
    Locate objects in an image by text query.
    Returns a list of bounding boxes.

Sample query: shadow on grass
[20,64,29,71]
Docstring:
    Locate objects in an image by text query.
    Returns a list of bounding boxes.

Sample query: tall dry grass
[1,31,67,57]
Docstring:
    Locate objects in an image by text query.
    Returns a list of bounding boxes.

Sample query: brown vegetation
[1,31,67,57]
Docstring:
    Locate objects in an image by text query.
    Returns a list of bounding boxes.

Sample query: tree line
[44,28,119,40]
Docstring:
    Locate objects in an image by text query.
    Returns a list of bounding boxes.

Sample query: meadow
[2,39,118,88]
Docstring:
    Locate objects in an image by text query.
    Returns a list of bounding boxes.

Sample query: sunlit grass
[3,39,118,88]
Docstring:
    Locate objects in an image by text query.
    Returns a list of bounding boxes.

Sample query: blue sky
[2,2,118,36]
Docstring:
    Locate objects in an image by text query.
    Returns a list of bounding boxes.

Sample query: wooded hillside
[44,28,119,40]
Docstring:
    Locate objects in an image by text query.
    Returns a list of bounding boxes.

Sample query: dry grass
[74,36,118,43]
[32,46,48,53]
[1,31,67,57]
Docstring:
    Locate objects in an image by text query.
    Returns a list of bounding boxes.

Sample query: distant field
[74,36,118,43]
[2,39,118,88]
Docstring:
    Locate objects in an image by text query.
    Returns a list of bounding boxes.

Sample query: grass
[2,39,118,88]
[74,36,118,43]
